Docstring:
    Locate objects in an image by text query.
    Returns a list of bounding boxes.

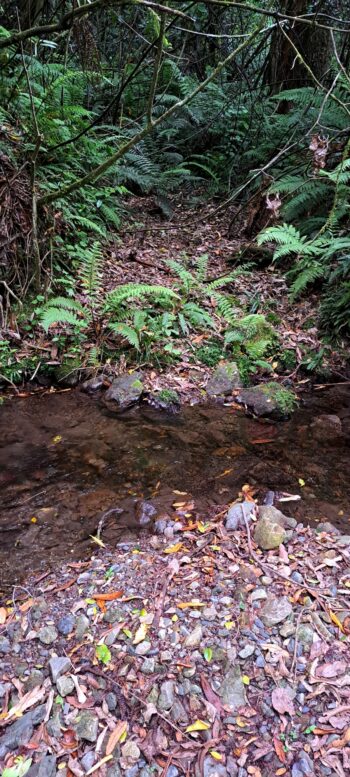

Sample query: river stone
[121,740,140,762]
[57,614,75,636]
[159,680,175,710]
[141,657,156,674]
[56,675,75,697]
[103,372,143,411]
[49,656,71,682]
[107,763,122,777]
[184,625,203,647]
[297,625,315,645]
[239,644,255,659]
[27,755,57,777]
[206,362,241,397]
[254,517,286,550]
[316,522,340,534]
[311,414,343,443]
[226,500,256,531]
[38,625,58,644]
[260,595,293,627]
[75,710,99,742]
[82,375,107,393]
[236,384,295,420]
[135,640,152,656]
[171,698,189,724]
[0,705,46,759]
[75,614,90,639]
[0,636,11,654]
[259,505,297,530]
[203,756,228,777]
[219,667,246,711]
[23,669,44,693]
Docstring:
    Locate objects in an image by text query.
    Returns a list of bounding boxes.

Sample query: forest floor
[2,194,348,400]
[1,502,350,777]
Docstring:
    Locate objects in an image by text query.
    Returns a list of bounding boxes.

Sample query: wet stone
[27,755,57,777]
[81,752,96,772]
[106,692,118,711]
[260,595,293,627]
[49,656,71,682]
[203,755,228,777]
[38,625,58,645]
[104,372,144,411]
[57,614,75,636]
[75,710,99,742]
[206,362,241,397]
[121,740,140,762]
[171,699,189,724]
[0,705,46,759]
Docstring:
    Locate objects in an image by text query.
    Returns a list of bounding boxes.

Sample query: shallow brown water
[0,386,349,590]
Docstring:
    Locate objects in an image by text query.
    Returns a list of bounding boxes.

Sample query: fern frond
[40,307,84,331]
[109,323,140,349]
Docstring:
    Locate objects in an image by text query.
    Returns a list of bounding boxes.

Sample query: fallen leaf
[0,607,7,624]
[177,601,206,609]
[164,542,183,554]
[210,751,223,761]
[89,535,106,548]
[316,661,346,678]
[273,736,287,764]
[95,644,111,664]
[186,719,210,733]
[106,721,128,755]
[92,591,123,601]
[133,622,148,644]
[271,687,295,716]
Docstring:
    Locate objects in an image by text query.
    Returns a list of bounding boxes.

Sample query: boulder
[236,382,297,420]
[311,414,343,443]
[103,372,143,411]
[254,517,286,549]
[206,362,241,398]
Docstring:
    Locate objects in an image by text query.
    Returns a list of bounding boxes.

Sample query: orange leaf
[106,721,128,755]
[0,607,7,624]
[92,591,123,601]
[273,737,286,764]
[329,610,345,632]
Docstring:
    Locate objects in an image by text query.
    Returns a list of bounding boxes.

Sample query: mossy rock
[236,382,298,420]
[54,357,82,387]
[206,361,242,398]
[148,389,180,413]
[103,372,144,411]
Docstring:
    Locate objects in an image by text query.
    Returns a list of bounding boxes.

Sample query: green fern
[109,323,140,349]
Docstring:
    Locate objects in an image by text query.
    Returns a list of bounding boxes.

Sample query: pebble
[260,595,293,627]
[121,741,140,762]
[184,625,202,647]
[291,571,304,584]
[75,710,99,742]
[256,655,266,668]
[106,692,118,711]
[158,680,175,710]
[135,640,152,656]
[81,752,96,772]
[75,614,90,639]
[56,675,75,697]
[251,588,267,602]
[238,644,255,659]
[57,614,75,636]
[49,656,71,683]
[104,606,124,624]
[38,625,58,645]
[141,658,156,674]
[23,669,44,693]
[0,637,11,654]
[220,666,246,711]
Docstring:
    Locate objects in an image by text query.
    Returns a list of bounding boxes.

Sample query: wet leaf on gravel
[271,687,295,716]
[164,542,183,553]
[133,622,148,644]
[203,647,213,662]
[106,721,128,755]
[95,643,111,664]
[178,600,206,609]
[315,660,346,678]
[186,719,210,732]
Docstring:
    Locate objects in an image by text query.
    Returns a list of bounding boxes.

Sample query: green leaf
[95,643,111,665]
[203,647,213,663]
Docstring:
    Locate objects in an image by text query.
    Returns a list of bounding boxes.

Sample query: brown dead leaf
[316,661,347,678]
[106,721,128,755]
[273,736,287,764]
[271,687,295,716]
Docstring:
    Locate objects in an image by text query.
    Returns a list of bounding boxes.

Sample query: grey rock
[56,675,75,697]
[203,755,228,776]
[46,706,62,738]
[184,625,202,647]
[206,362,241,397]
[311,414,343,443]
[226,500,256,531]
[251,588,267,602]
[104,372,143,411]
[104,606,124,624]
[259,505,297,530]
[27,755,56,777]
[49,656,72,683]
[23,669,44,693]
[219,667,246,712]
[0,636,11,654]
[121,740,140,761]
[0,705,46,759]
[237,384,297,420]
[81,752,96,772]
[166,768,180,777]
[291,571,304,584]
[292,752,314,777]
[75,614,90,639]
[316,521,340,534]
[171,699,189,724]
[75,710,99,742]
[82,375,107,393]
[158,680,175,710]
[154,519,168,534]
[337,535,350,546]
[260,595,293,627]
[105,626,122,646]
[38,625,58,645]
[141,658,156,674]
[297,625,315,646]
[254,517,286,550]
[0,683,11,698]
[107,762,122,777]
[238,645,255,659]
[57,614,75,636]
[106,691,118,711]
[135,640,152,656]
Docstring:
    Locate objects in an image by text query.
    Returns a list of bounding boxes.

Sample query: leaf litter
[1,492,350,776]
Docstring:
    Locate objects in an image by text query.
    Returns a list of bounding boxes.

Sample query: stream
[0,385,349,591]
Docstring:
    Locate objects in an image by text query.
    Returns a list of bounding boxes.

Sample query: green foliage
[261,382,298,416]
[196,341,223,367]
[1,757,32,777]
